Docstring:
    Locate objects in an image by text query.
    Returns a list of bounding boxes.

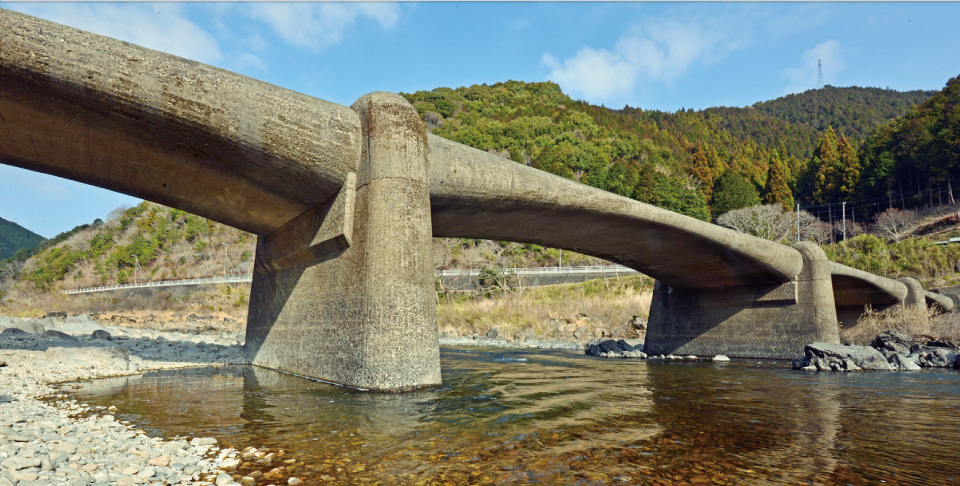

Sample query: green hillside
[858,75,960,210]
[402,80,934,221]
[0,217,44,260]
[752,86,936,146]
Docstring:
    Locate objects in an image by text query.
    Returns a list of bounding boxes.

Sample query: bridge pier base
[243,92,440,391]
[644,242,840,359]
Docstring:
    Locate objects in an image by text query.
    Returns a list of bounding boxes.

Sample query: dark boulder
[599,340,620,354]
[871,331,913,355]
[616,340,636,352]
[91,329,112,341]
[43,330,77,341]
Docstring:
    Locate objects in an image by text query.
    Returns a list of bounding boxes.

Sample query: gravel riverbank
[1,314,249,486]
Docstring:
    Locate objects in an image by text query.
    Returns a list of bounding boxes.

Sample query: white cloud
[246,2,401,51]
[781,40,844,94]
[542,20,743,104]
[5,3,222,64]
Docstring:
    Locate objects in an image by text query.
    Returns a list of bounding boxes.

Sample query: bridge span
[1,10,952,391]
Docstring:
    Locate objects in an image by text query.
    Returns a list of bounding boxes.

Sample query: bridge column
[644,241,840,359]
[244,92,439,391]
[897,277,926,309]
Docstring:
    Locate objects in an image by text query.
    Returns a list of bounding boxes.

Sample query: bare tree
[803,219,834,245]
[105,204,132,225]
[872,208,918,242]
[717,204,836,245]
[849,221,866,237]
[717,204,795,243]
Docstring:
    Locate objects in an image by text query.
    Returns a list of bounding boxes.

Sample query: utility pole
[133,255,139,285]
[75,263,81,291]
[842,201,847,240]
[558,249,562,268]
[796,203,801,242]
[222,242,228,277]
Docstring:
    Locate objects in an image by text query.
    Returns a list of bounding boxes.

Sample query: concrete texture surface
[0,9,360,235]
[643,242,840,359]
[898,277,927,309]
[244,92,440,391]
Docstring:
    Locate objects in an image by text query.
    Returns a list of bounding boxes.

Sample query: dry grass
[1,283,249,324]
[841,304,951,345]
[437,275,653,343]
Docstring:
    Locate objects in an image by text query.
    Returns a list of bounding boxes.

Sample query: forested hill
[402,80,935,221]
[0,217,44,260]
[751,86,936,148]
[858,75,960,209]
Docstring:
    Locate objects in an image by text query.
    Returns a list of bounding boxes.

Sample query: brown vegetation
[842,304,960,345]
[437,275,653,343]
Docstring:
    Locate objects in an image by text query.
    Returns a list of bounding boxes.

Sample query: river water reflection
[71,346,960,485]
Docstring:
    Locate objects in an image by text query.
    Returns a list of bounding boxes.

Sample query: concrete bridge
[1,10,952,391]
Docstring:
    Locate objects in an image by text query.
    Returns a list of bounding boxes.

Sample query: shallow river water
[70,346,960,485]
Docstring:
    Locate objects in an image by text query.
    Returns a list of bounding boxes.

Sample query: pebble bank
[0,314,251,486]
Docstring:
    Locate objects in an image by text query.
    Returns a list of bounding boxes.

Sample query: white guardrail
[63,265,638,295]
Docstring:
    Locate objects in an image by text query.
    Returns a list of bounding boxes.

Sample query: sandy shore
[0,315,252,486]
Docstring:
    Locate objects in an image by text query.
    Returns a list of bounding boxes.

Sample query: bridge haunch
[258,173,357,271]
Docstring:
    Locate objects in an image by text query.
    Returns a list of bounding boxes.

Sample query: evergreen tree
[763,152,794,210]
[689,146,715,200]
[634,171,710,221]
[836,133,861,200]
[810,126,841,203]
[711,171,761,219]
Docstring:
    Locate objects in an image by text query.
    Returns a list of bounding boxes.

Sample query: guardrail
[64,265,638,295]
[63,274,252,295]
[436,265,637,276]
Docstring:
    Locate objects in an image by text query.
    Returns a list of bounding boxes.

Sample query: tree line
[402,79,939,223]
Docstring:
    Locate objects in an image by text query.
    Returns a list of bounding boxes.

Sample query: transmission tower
[817,59,823,89]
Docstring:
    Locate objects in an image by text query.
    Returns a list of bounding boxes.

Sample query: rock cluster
[0,314,250,485]
[793,331,960,372]
[583,340,727,362]
[584,339,646,358]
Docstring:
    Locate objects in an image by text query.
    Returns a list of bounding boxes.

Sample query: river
[69,346,960,485]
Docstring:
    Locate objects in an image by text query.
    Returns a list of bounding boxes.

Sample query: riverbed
[69,346,960,485]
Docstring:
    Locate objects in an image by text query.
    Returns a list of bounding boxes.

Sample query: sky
[2,1,960,238]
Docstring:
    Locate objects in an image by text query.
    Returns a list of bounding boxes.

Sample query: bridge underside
[3,10,950,390]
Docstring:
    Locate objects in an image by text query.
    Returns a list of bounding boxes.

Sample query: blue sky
[2,1,960,237]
